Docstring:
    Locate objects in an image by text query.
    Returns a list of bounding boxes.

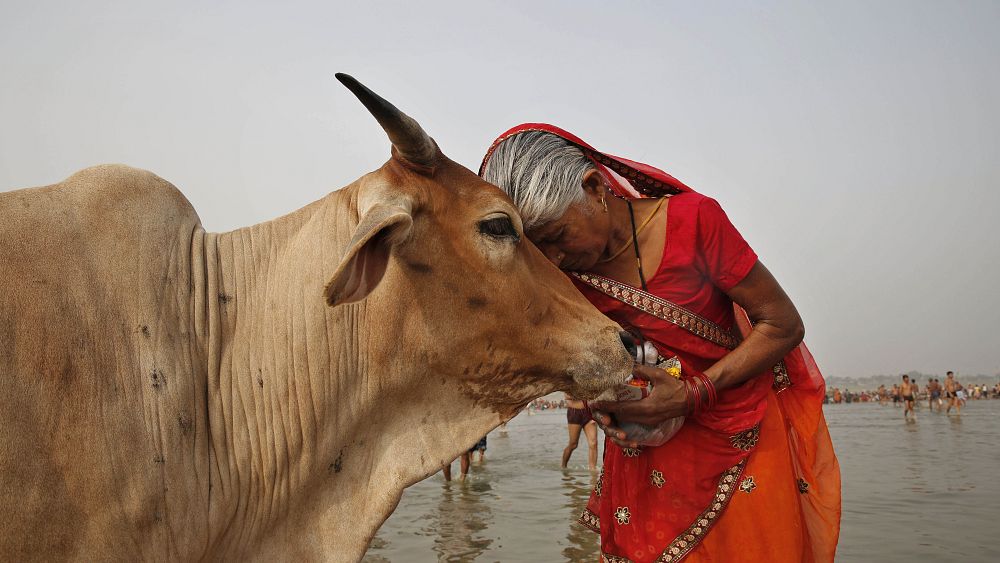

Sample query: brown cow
[0,74,633,561]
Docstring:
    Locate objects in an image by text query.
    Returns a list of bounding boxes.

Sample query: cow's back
[0,165,211,560]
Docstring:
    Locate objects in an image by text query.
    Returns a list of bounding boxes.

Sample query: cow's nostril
[618,331,638,361]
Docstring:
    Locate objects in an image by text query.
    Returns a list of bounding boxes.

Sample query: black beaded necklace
[625,200,648,291]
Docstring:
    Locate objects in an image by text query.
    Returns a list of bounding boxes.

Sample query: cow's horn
[335,73,437,167]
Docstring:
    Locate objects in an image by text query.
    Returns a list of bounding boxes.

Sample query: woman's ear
[581,169,606,196]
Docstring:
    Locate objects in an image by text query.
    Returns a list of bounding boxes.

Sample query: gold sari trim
[772,360,792,393]
[655,460,747,562]
[573,272,791,392]
[729,424,761,451]
[580,507,601,533]
[587,461,747,563]
[571,272,740,350]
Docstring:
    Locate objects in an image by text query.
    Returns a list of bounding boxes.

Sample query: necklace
[599,198,666,266]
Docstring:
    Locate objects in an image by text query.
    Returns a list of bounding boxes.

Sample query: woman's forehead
[526,216,565,240]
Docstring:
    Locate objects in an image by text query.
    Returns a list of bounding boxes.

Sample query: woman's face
[526,189,610,271]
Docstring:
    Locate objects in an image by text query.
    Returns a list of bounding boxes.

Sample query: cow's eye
[478,215,519,241]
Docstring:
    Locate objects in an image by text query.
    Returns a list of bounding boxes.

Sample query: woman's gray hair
[481,131,596,231]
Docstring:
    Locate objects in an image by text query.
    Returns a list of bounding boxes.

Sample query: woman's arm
[704,260,804,390]
[593,261,803,432]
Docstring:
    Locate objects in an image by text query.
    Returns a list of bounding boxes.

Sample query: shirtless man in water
[944,371,962,415]
[901,374,917,420]
[928,379,942,411]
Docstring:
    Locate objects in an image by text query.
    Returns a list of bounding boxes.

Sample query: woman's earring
[601,192,608,212]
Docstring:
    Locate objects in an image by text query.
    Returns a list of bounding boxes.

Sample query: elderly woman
[480,124,841,563]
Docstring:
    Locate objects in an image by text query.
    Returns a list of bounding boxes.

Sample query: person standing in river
[562,393,600,471]
[945,371,962,415]
[928,379,942,411]
[900,375,916,420]
[480,124,840,562]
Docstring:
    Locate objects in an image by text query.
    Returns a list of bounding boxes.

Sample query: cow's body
[1,76,632,561]
[1,166,213,559]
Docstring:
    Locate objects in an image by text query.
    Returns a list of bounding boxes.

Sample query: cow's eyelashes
[478,216,519,241]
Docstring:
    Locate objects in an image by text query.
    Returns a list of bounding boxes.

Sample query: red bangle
[695,374,714,411]
[693,373,718,410]
[684,377,696,415]
[685,376,705,415]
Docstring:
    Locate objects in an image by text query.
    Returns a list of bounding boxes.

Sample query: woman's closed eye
[543,226,566,245]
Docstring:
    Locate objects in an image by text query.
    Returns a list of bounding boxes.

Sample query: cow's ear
[325,197,413,307]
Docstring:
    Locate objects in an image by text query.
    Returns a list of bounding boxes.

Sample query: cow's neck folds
[199,193,365,552]
[195,188,507,558]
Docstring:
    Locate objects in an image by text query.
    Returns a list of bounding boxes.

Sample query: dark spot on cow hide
[218,292,232,304]
[57,356,75,386]
[141,325,151,338]
[151,369,165,389]
[404,261,433,274]
[328,448,345,474]
[177,413,193,435]
[257,368,264,388]
[467,295,488,309]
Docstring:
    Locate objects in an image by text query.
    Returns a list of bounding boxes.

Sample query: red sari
[481,125,841,563]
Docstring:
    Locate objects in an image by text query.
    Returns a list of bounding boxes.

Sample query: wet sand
[365,400,1000,562]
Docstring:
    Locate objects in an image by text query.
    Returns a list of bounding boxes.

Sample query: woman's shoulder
[670,191,710,205]
[670,191,731,212]
[666,192,720,232]
[670,192,741,233]
[668,191,717,216]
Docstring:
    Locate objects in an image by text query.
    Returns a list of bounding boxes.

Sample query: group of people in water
[827,371,1000,419]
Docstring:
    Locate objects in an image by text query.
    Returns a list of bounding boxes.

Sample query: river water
[364,400,1000,562]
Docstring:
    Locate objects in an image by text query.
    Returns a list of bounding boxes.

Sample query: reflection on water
[363,412,606,562]
[365,401,1000,562]
[430,481,494,561]
[560,471,600,562]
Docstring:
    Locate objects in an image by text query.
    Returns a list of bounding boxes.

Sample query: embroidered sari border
[656,460,745,562]
[588,460,748,563]
[572,272,740,350]
[580,507,601,533]
[772,360,792,393]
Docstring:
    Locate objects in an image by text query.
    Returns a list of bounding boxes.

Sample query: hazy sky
[2,1,998,379]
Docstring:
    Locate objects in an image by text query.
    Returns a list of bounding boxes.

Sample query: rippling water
[364,400,1000,562]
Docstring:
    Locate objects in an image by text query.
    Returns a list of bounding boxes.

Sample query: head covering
[479,123,693,200]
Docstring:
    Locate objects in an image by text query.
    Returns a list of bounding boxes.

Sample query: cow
[0,74,634,561]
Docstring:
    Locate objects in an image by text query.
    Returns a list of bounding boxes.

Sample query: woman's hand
[591,409,637,449]
[590,364,688,439]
